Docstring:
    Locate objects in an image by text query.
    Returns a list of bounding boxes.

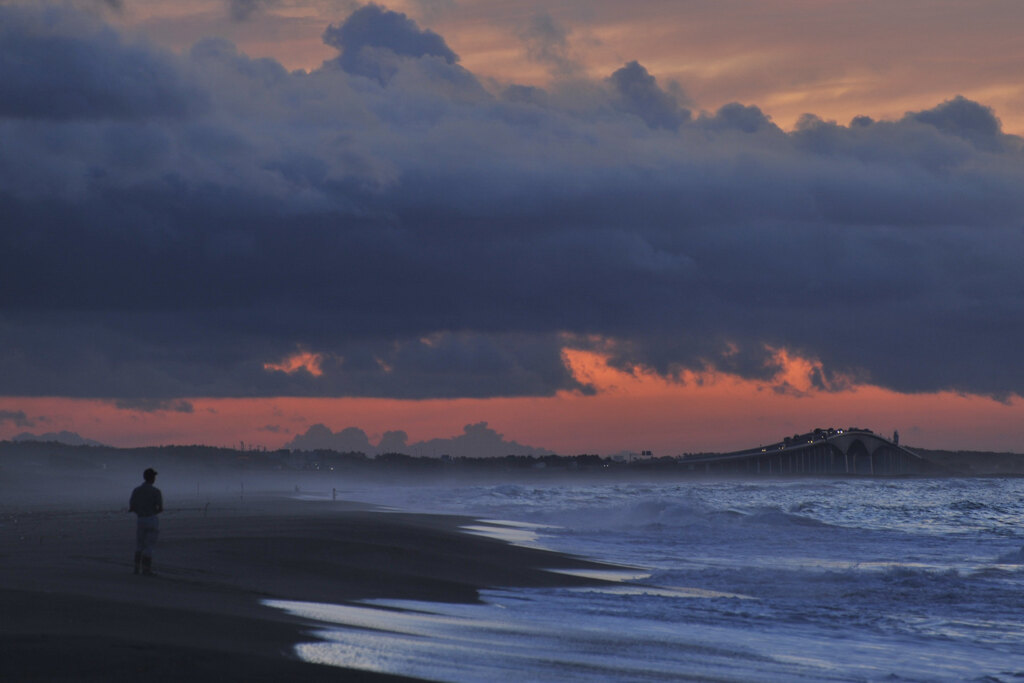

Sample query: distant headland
[2,427,1023,479]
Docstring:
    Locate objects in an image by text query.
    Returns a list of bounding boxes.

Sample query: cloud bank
[2,3,1024,403]
[285,421,551,457]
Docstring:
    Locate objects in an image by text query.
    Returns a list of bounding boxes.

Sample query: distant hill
[13,431,106,447]
[910,447,1024,476]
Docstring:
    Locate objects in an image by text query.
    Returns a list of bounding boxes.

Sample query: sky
[3,0,1024,455]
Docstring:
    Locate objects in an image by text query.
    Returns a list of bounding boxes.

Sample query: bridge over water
[680,428,929,476]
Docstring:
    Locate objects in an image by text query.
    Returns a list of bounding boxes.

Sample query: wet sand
[0,493,611,681]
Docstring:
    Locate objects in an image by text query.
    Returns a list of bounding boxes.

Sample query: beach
[0,489,611,682]
[5,470,1024,682]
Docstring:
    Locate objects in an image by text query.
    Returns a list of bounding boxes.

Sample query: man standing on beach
[129,468,163,576]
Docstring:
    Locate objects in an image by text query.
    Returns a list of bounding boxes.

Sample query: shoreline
[0,494,614,681]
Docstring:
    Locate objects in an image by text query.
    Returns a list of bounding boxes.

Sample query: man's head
[143,468,157,483]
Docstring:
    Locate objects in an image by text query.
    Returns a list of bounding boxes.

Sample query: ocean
[269,478,1024,681]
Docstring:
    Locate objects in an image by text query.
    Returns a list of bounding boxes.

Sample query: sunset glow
[4,1,1024,456]
[4,346,1023,455]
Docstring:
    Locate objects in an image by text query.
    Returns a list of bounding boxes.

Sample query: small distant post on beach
[333,487,337,501]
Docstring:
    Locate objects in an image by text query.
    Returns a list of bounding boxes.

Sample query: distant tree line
[0,439,687,477]
[4,439,1022,477]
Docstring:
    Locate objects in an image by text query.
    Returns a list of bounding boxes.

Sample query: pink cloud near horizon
[3,349,1023,455]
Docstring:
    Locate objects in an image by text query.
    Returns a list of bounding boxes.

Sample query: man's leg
[134,520,146,574]
[138,517,160,576]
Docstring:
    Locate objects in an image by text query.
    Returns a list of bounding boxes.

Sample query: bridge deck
[679,429,927,476]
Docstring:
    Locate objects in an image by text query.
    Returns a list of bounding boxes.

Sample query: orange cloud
[263,351,325,377]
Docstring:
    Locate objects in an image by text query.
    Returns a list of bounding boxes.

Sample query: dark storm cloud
[909,95,1004,150]
[698,102,776,133]
[608,60,690,131]
[3,3,1024,402]
[0,6,201,120]
[322,3,458,83]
